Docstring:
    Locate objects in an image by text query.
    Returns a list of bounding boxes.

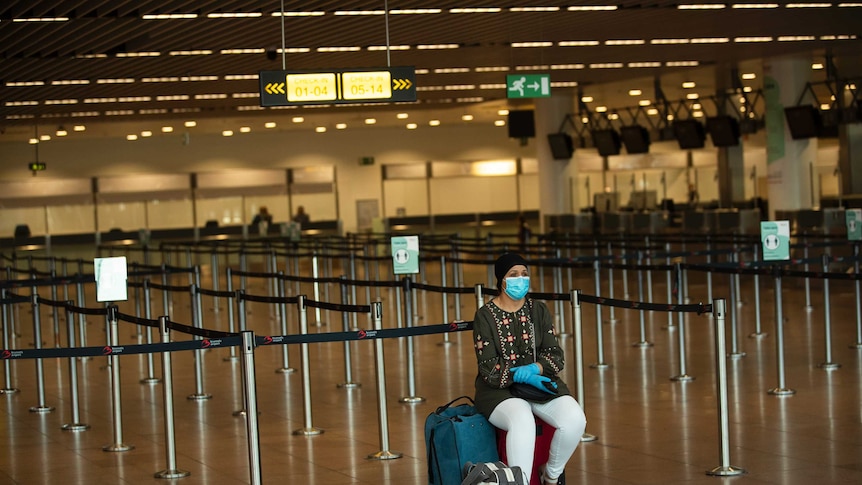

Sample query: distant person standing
[293,206,310,226]
[251,206,273,235]
[688,184,700,206]
[517,215,531,251]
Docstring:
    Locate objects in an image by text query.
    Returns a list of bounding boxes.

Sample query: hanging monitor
[672,119,706,149]
[784,105,822,139]
[591,129,621,157]
[508,110,535,138]
[547,133,574,159]
[620,125,651,154]
[706,116,741,147]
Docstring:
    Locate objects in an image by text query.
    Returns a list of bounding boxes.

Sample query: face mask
[504,276,530,300]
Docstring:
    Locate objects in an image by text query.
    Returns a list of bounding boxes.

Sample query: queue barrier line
[0,337,241,360]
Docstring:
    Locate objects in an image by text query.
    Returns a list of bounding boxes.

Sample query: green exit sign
[506,74,551,99]
[359,156,375,166]
[28,162,47,172]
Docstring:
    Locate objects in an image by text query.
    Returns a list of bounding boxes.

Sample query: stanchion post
[852,243,862,349]
[706,238,713,305]
[590,259,609,369]
[367,301,403,460]
[311,252,324,326]
[275,275,295,374]
[240,331,263,485]
[706,299,746,477]
[399,277,425,404]
[605,242,617,323]
[187,283,212,400]
[803,244,813,311]
[0,288,19,394]
[570,290,597,442]
[633,252,653,348]
[337,276,359,388]
[727,260,746,359]
[768,267,795,396]
[670,263,694,382]
[29,293,54,413]
[225,268,238,361]
[750,248,766,338]
[664,244,674,329]
[293,295,323,435]
[211,249,220,314]
[819,254,840,370]
[155,316,191,479]
[103,305,134,452]
[140,279,160,384]
[438,256,453,346]
[61,301,88,431]
[50,269,60,347]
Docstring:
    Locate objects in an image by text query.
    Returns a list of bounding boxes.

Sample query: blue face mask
[504,276,530,300]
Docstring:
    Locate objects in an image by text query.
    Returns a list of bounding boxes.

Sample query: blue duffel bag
[425,396,500,485]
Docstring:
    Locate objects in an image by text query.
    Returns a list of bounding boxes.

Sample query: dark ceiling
[1,1,861,131]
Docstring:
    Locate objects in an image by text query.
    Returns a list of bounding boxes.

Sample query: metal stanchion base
[749,332,768,339]
[707,465,746,476]
[849,342,862,349]
[140,377,161,385]
[102,443,134,452]
[670,374,695,381]
[367,450,403,460]
[728,352,747,360]
[337,382,361,388]
[818,362,841,370]
[293,427,324,436]
[187,393,213,401]
[155,469,191,479]
[590,362,610,369]
[580,433,598,442]
[275,367,296,374]
[29,405,54,413]
[632,341,654,348]
[399,396,426,404]
[1,388,20,394]
[767,387,796,396]
[61,423,90,431]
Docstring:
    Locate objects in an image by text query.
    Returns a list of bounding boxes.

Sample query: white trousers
[488,395,587,482]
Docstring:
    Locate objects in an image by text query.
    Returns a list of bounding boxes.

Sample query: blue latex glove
[511,363,541,383]
[525,374,557,394]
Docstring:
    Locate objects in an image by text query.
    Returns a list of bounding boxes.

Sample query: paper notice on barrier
[95,256,128,302]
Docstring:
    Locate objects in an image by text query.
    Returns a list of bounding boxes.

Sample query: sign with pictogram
[506,74,551,99]
[259,66,416,106]
[760,220,790,261]
[391,235,419,275]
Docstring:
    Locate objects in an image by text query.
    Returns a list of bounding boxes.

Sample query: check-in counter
[682,211,709,233]
[631,211,669,234]
[544,213,595,235]
[600,211,632,234]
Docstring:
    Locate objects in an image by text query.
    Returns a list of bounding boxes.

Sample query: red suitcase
[495,417,556,485]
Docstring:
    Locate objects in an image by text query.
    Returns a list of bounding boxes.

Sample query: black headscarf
[494,253,529,289]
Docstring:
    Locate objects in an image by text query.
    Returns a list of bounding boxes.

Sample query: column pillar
[534,94,576,232]
[763,57,816,218]
[838,123,862,196]
[717,144,745,208]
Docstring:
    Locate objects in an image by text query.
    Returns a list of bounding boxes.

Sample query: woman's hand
[511,363,540,383]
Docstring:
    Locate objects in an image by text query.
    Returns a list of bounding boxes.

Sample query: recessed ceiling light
[315,127,327,133]
[686,93,700,99]
[494,120,506,126]
[497,109,509,115]
[406,123,418,130]
[126,134,138,141]
[812,63,825,69]
[365,118,377,124]
[429,120,441,126]
[56,128,68,136]
[647,108,659,115]
[29,138,39,144]
[820,103,832,110]
[581,96,594,102]
[595,106,608,113]
[462,114,474,121]
[741,73,757,80]
[292,116,305,123]
[240,127,251,133]
[628,89,642,96]
[682,82,697,88]
[73,125,86,132]
[336,123,347,129]
[184,121,197,127]
[264,122,277,128]
[397,113,409,119]
[639,100,651,106]
[141,131,152,137]
[39,134,51,141]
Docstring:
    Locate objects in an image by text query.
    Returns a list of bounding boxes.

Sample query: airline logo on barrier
[201,339,212,348]
[1,350,11,359]
[103,346,125,354]
[357,329,379,339]
[262,336,285,344]
[263,336,273,344]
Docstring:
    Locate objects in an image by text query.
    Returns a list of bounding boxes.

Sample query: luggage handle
[435,395,475,415]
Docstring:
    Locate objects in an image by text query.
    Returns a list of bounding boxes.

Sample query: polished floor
[1,248,862,484]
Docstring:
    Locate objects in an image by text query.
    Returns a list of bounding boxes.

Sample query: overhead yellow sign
[259,66,416,106]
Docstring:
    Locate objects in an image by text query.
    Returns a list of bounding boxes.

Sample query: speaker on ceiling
[508,110,536,138]
[706,116,741,147]
[547,133,575,159]
[620,125,651,154]
[672,119,706,150]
